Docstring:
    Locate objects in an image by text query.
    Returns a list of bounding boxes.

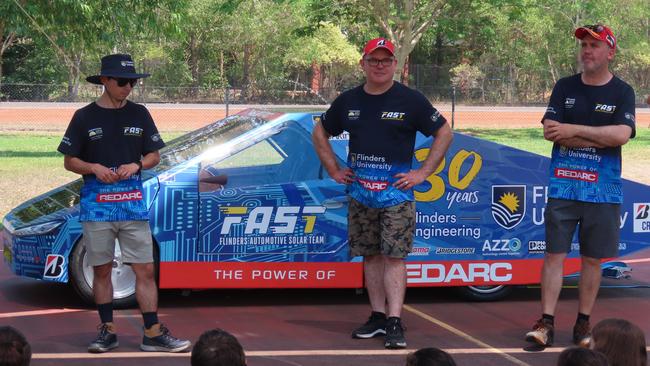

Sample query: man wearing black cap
[58,54,190,353]
[525,25,636,348]
[312,38,453,349]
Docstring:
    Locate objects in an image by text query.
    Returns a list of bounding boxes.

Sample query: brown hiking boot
[573,319,591,348]
[525,318,554,346]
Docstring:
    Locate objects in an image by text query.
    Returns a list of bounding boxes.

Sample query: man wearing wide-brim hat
[57,54,191,353]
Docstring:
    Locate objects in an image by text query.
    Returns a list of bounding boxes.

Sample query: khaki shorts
[348,198,415,259]
[82,221,154,266]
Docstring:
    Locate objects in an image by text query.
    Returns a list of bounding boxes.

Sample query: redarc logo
[406,262,512,284]
[96,190,143,202]
[555,168,598,182]
[357,178,388,191]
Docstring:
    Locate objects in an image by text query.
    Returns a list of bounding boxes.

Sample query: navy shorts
[544,198,620,258]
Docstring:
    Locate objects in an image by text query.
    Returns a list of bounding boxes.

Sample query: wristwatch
[135,160,143,171]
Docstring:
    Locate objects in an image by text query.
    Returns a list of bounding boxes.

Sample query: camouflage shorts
[348,198,415,259]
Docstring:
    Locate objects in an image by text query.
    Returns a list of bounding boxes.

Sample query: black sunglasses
[110,77,138,87]
[583,24,604,33]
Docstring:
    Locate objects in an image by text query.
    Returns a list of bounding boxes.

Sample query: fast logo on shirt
[381,111,406,121]
[124,127,143,136]
[595,104,616,113]
[554,168,598,182]
[88,128,103,140]
[357,178,388,191]
[96,189,143,202]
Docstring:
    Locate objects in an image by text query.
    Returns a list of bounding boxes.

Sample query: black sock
[371,311,386,319]
[577,313,590,323]
[142,312,159,329]
[542,313,554,324]
[97,302,113,324]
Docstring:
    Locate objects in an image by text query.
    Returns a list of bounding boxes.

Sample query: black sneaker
[140,324,191,352]
[573,319,591,348]
[384,317,407,349]
[351,311,387,339]
[88,323,118,353]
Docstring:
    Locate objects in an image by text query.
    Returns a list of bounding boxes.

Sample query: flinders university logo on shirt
[492,185,526,230]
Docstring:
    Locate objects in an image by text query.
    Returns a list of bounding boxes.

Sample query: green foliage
[1,0,649,102]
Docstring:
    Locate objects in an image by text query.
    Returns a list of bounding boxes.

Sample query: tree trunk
[400,55,410,85]
[310,61,320,94]
[433,33,443,85]
[188,33,200,98]
[241,44,251,101]
[67,53,82,101]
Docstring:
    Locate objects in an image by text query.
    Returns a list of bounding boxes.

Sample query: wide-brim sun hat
[86,53,150,85]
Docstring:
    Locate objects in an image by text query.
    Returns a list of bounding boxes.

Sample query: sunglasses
[364,57,395,67]
[583,24,604,33]
[110,77,138,87]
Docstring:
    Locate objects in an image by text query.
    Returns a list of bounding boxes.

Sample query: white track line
[29,347,650,359]
[0,308,86,318]
[404,304,532,366]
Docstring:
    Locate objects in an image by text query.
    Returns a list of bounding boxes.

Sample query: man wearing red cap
[312,38,453,349]
[525,25,636,348]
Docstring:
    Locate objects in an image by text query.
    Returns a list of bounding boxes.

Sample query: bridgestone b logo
[96,190,143,202]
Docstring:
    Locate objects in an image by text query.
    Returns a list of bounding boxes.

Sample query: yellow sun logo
[499,192,520,213]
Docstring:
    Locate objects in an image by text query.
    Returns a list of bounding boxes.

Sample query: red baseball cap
[363,37,395,56]
[575,24,616,49]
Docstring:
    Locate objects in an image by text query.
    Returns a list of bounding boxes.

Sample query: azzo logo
[595,104,616,113]
[633,203,650,233]
[381,111,406,121]
[491,185,526,229]
[44,254,65,279]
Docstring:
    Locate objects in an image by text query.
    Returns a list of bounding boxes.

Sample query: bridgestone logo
[435,247,475,254]
[554,168,598,182]
[96,190,143,202]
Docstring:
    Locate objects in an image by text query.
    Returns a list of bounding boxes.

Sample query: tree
[284,22,360,99]
[15,0,186,100]
[348,0,449,81]
[0,0,28,95]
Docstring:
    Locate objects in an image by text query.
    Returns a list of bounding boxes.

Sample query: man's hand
[331,167,355,184]
[544,120,578,142]
[393,170,428,191]
[116,163,140,180]
[92,164,119,184]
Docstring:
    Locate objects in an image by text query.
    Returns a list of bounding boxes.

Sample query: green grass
[458,127,650,157]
